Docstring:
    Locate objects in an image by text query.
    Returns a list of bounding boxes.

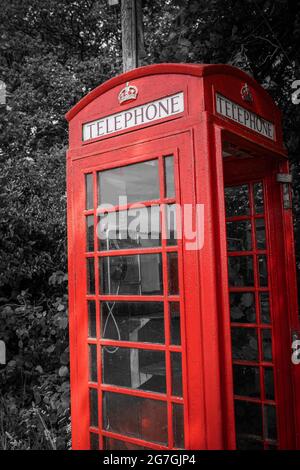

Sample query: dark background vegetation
[0,0,299,449]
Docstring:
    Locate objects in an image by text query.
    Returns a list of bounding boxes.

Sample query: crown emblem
[118,82,138,105]
[241,83,253,103]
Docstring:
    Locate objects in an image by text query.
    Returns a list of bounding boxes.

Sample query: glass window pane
[226,221,252,251]
[88,301,97,338]
[98,160,159,207]
[233,365,260,398]
[231,327,258,361]
[235,400,263,440]
[230,292,256,323]
[102,347,166,394]
[89,388,98,427]
[262,329,273,361]
[225,185,250,217]
[260,292,271,324]
[173,404,184,448]
[264,367,275,400]
[236,436,264,450]
[90,432,99,450]
[101,301,164,343]
[87,258,95,295]
[89,344,98,383]
[100,254,163,296]
[170,302,181,345]
[104,438,145,450]
[166,204,177,246]
[264,405,277,440]
[254,182,264,214]
[171,352,183,397]
[86,173,94,210]
[258,255,268,287]
[98,206,161,251]
[86,216,94,252]
[228,256,254,287]
[168,252,179,295]
[255,219,266,250]
[164,156,175,198]
[103,392,168,445]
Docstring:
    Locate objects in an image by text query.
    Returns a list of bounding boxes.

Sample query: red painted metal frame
[66,63,300,450]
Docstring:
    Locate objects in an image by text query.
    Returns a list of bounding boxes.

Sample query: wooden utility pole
[121,0,145,72]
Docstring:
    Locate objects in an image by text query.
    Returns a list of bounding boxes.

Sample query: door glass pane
[164,156,175,198]
[100,254,163,295]
[103,393,168,445]
[264,367,275,400]
[233,365,260,398]
[262,329,273,361]
[102,347,166,394]
[255,219,266,250]
[258,255,268,287]
[87,258,95,294]
[86,173,94,210]
[89,388,98,427]
[253,182,264,214]
[98,160,159,207]
[231,327,258,361]
[264,405,277,440]
[166,204,177,246]
[260,292,271,324]
[168,252,179,295]
[225,185,250,217]
[170,302,181,345]
[226,221,252,251]
[104,438,146,450]
[90,432,99,450]
[89,344,98,383]
[88,300,97,338]
[101,301,164,343]
[86,216,94,252]
[173,404,184,448]
[98,206,161,251]
[228,256,254,287]
[230,292,256,323]
[235,401,263,442]
[171,352,183,397]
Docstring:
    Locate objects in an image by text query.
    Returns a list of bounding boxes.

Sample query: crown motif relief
[241,83,253,103]
[118,82,138,104]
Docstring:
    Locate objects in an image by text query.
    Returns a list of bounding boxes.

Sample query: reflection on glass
[86,173,94,210]
[90,388,98,427]
[102,347,166,394]
[258,255,268,287]
[264,405,277,440]
[88,301,97,338]
[90,432,99,450]
[89,344,98,383]
[87,258,95,295]
[254,182,264,214]
[228,256,254,287]
[100,254,163,296]
[166,204,177,246]
[255,219,266,250]
[231,327,258,361]
[264,367,275,400]
[86,216,94,252]
[168,252,179,295]
[260,292,271,324]
[98,160,159,207]
[233,365,260,398]
[103,393,168,444]
[171,352,183,397]
[98,206,161,251]
[225,185,250,217]
[101,301,164,343]
[235,401,263,442]
[104,438,145,450]
[226,221,252,251]
[230,292,256,323]
[164,156,175,199]
[262,329,273,361]
[173,404,184,448]
[170,302,181,345]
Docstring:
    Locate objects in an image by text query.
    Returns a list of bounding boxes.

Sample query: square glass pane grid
[225,181,278,450]
[84,155,185,450]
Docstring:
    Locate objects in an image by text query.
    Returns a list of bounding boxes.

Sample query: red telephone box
[66,63,300,450]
